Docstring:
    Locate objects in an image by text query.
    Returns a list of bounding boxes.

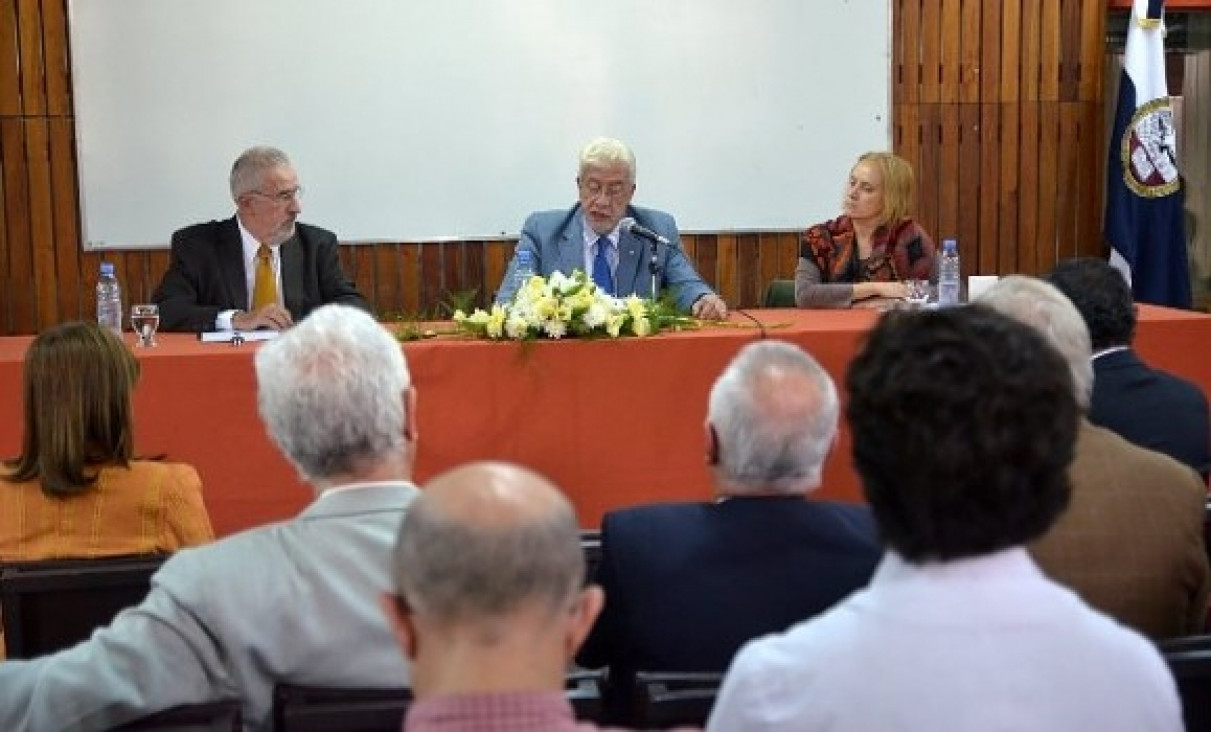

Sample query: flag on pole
[1105,0,1190,309]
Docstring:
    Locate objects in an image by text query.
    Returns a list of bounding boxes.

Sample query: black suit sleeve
[311,231,371,315]
[152,227,228,333]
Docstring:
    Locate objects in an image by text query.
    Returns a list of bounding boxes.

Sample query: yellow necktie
[251,244,278,310]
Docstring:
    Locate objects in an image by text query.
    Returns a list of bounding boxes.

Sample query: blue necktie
[592,237,615,295]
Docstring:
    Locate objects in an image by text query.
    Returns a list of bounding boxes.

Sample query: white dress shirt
[708,548,1182,732]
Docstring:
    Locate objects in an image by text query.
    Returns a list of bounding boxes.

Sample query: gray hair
[976,275,1094,410]
[230,146,292,200]
[578,137,636,182]
[708,340,839,495]
[393,469,583,629]
[254,304,410,482]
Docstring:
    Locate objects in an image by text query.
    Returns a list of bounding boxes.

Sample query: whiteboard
[70,0,890,249]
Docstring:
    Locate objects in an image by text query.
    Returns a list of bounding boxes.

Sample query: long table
[3,306,1210,537]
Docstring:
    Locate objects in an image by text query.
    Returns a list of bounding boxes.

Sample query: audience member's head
[1045,257,1136,351]
[4,321,138,497]
[384,461,602,696]
[254,304,415,488]
[707,340,838,497]
[846,306,1077,562]
[975,275,1094,410]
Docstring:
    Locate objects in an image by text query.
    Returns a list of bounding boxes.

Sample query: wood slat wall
[894,0,1108,284]
[0,0,1112,335]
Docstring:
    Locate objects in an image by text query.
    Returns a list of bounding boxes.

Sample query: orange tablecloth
[3,305,1210,536]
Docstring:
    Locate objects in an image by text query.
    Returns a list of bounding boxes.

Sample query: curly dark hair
[1044,258,1135,351]
[845,306,1078,562]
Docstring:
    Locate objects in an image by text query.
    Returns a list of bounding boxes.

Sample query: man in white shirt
[708,305,1182,732]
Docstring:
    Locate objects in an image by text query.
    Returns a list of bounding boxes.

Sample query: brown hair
[856,151,916,227]
[3,321,138,497]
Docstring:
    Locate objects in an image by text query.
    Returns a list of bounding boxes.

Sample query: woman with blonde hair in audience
[795,151,938,308]
[0,321,214,560]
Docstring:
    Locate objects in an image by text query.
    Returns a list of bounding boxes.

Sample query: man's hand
[233,304,294,331]
[692,293,729,321]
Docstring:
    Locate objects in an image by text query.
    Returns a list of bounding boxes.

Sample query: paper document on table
[197,330,280,344]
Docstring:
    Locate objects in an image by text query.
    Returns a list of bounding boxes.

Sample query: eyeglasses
[250,186,304,203]
[579,180,631,200]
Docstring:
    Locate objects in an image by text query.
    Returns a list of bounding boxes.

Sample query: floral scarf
[800,216,934,283]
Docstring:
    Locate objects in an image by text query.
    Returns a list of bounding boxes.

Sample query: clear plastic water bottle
[513,249,535,293]
[96,262,123,337]
[937,238,961,307]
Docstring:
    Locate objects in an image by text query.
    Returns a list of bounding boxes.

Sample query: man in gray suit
[0,304,418,731]
[496,137,728,319]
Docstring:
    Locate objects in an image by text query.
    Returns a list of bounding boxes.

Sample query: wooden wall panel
[894,0,1108,282]
[0,0,1118,336]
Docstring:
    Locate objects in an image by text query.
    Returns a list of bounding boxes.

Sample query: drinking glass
[903,279,931,307]
[131,303,159,347]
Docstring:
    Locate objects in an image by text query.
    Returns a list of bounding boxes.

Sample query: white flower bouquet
[453,270,654,340]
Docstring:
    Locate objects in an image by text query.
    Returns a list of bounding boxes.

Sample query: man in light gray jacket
[0,304,418,731]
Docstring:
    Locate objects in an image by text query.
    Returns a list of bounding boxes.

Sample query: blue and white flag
[1105,0,1190,309]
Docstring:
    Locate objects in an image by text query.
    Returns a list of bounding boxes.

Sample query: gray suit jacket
[495,204,715,311]
[152,217,371,332]
[0,483,418,731]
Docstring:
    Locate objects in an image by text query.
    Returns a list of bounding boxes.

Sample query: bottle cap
[516,250,533,264]
[942,239,957,253]
[100,262,115,276]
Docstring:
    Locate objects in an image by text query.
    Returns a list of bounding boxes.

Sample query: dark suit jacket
[152,217,370,332]
[1090,348,1210,478]
[1029,420,1210,640]
[576,496,881,679]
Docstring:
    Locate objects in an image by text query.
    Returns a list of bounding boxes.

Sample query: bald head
[392,462,584,630]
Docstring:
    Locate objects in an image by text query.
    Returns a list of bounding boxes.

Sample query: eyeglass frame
[577,179,632,201]
[248,186,305,204]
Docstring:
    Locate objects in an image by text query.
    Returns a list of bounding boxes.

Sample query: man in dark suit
[1046,257,1209,479]
[152,146,370,332]
[576,340,881,696]
[496,137,727,319]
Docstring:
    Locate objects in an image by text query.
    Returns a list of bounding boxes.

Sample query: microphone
[621,217,670,246]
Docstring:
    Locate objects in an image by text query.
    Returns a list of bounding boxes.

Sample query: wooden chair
[0,554,166,658]
[762,279,795,307]
[112,701,242,731]
[630,671,724,729]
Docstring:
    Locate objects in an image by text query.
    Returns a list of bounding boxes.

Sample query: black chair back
[273,685,412,732]
[0,554,166,658]
[112,701,242,731]
[1162,644,1211,732]
[581,530,602,583]
[566,668,606,723]
[631,671,723,729]
[273,671,605,732]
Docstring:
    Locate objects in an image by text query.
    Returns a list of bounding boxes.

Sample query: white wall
[70,0,890,248]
